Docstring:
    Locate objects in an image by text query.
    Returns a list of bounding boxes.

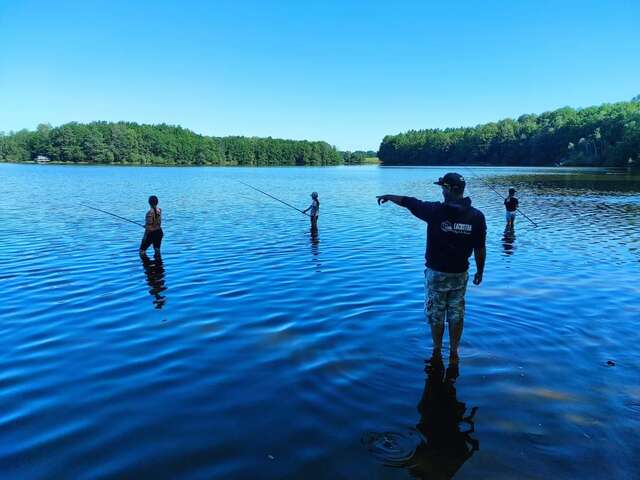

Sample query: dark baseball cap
[434,172,466,191]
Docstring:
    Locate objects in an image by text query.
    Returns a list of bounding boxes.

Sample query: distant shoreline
[0,160,380,167]
[5,161,636,172]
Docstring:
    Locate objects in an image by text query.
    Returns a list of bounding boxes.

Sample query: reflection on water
[409,358,479,479]
[1,165,638,479]
[309,229,321,271]
[140,253,167,309]
[362,358,479,479]
[502,226,516,256]
[493,170,640,194]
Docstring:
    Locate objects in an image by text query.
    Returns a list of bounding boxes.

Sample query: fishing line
[463,167,538,227]
[79,204,145,228]
[236,180,310,217]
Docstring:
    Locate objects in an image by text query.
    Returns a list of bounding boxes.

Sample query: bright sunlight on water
[1,164,639,479]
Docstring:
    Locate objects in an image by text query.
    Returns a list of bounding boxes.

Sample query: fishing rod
[79,204,145,228]
[463,167,539,227]
[237,180,310,217]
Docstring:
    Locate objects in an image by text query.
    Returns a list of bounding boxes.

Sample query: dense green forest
[0,122,343,166]
[4,97,639,167]
[341,150,378,164]
[379,97,640,167]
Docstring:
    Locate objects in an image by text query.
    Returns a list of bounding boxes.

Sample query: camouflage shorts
[424,268,468,326]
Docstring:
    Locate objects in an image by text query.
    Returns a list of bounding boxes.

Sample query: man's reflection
[407,356,479,479]
[502,225,516,256]
[140,253,167,309]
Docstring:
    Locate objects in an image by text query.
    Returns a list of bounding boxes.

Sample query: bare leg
[140,232,149,255]
[430,323,444,356]
[449,319,464,364]
[425,281,446,359]
[447,287,466,364]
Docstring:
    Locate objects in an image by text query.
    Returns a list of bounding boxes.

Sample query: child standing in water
[303,192,320,231]
[504,188,518,229]
[140,195,163,255]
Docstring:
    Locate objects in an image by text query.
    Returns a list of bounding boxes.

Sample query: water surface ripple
[0,165,638,479]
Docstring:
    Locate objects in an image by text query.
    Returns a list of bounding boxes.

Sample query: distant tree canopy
[341,150,378,164]
[378,98,640,167]
[0,122,342,166]
[4,98,639,168]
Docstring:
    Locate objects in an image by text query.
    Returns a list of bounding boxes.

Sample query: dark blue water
[1,164,638,479]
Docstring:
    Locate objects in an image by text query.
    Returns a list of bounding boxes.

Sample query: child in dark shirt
[504,188,518,229]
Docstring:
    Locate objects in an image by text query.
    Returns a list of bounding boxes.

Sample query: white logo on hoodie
[441,220,472,235]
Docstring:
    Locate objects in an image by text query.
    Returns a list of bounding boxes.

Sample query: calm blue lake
[0,164,639,479]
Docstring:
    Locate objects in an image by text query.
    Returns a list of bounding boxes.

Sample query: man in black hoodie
[377,173,486,363]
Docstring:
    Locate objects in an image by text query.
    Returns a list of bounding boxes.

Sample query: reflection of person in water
[407,356,479,479]
[502,226,516,256]
[309,228,321,272]
[140,253,167,309]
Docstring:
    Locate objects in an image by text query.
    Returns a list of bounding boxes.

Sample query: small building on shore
[36,155,50,163]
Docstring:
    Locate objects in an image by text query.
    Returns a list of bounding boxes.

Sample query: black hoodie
[402,197,486,273]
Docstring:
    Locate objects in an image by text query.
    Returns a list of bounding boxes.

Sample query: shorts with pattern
[506,211,516,222]
[424,268,468,326]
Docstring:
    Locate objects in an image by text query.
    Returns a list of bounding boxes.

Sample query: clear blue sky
[1,0,638,151]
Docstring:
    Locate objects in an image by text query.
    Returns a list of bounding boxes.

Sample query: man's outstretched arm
[473,247,486,285]
[377,194,438,222]
[376,194,406,206]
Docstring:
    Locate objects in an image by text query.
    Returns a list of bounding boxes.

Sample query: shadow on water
[140,253,167,309]
[502,226,516,256]
[362,358,479,479]
[490,170,640,194]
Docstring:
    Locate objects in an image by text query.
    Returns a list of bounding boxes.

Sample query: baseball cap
[434,172,466,191]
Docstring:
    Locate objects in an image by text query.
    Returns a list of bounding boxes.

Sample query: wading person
[377,173,486,364]
[303,192,320,232]
[139,195,163,256]
[504,188,518,229]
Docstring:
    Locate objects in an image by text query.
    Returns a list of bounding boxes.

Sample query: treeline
[379,97,640,167]
[341,150,378,164]
[0,122,342,166]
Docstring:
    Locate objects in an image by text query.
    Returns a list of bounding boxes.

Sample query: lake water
[1,164,639,479]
